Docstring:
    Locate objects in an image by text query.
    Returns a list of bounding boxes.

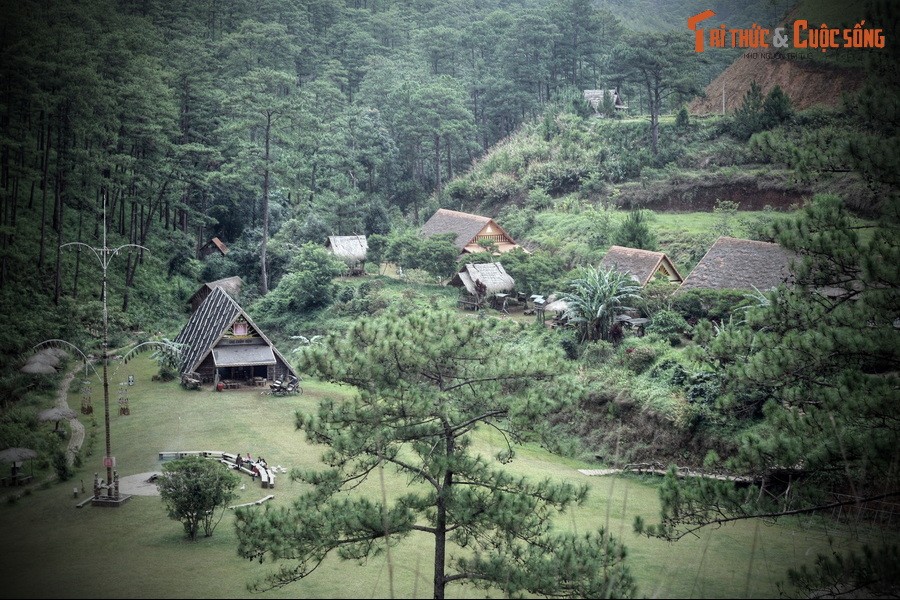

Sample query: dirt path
[55,369,85,466]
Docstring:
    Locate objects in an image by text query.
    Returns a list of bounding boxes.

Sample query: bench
[229,495,275,510]
[222,452,237,463]
[259,468,269,488]
[159,451,179,461]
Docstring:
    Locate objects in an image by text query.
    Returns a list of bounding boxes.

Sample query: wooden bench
[158,451,179,461]
[258,468,270,488]
[266,469,275,489]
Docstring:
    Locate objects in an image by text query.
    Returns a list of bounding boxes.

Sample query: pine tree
[637,195,900,596]
[235,311,635,599]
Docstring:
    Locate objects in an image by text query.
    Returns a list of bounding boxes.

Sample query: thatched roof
[679,236,795,292]
[326,235,368,264]
[421,209,521,254]
[422,209,492,249]
[599,246,683,286]
[583,89,626,111]
[449,263,515,296]
[189,276,243,304]
[174,287,295,378]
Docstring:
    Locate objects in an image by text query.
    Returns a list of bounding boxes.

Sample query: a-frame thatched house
[326,235,368,275]
[599,246,683,286]
[679,236,794,292]
[421,209,521,254]
[175,286,296,385]
[187,276,243,314]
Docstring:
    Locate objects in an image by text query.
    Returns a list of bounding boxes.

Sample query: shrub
[647,309,690,346]
[52,449,72,481]
[157,457,240,540]
[253,243,346,314]
[620,343,658,373]
[581,340,615,365]
[338,286,355,303]
[614,209,658,251]
[671,289,751,322]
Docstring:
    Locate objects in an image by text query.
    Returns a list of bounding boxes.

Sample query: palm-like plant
[561,266,642,342]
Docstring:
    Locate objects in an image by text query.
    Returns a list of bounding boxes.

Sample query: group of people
[235,452,267,479]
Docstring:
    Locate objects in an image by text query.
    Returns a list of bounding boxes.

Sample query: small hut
[326,235,368,275]
[422,209,522,255]
[599,246,683,286]
[449,263,515,309]
[175,287,296,386]
[583,89,627,113]
[678,236,794,292]
[188,276,243,314]
[198,237,229,259]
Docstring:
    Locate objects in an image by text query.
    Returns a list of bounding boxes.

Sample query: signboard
[103,456,116,468]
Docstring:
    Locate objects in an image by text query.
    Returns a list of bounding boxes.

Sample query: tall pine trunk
[259,112,272,295]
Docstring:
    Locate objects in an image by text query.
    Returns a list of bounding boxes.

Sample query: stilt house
[326,235,368,275]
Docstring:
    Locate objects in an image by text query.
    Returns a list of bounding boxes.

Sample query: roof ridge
[435,208,490,221]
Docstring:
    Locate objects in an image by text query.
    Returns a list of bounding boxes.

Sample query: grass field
[0,356,868,599]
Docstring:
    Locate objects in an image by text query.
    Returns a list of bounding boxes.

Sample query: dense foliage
[158,456,240,540]
[236,311,634,599]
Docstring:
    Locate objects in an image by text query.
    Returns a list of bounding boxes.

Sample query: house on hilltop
[599,246,683,286]
[187,276,243,314]
[326,235,368,275]
[421,209,521,254]
[679,236,794,292]
[175,286,296,385]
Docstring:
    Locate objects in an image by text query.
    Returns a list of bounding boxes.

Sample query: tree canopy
[158,456,240,540]
[235,310,635,599]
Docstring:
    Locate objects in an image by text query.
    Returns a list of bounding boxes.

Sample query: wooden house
[198,237,229,259]
[175,286,296,385]
[678,236,794,292]
[449,263,515,308]
[599,246,683,286]
[421,209,521,254]
[188,276,243,314]
[326,235,368,275]
[583,89,627,113]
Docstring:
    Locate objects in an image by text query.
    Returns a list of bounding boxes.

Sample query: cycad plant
[561,266,641,342]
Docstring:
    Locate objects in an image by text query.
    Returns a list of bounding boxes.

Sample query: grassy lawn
[0,356,865,598]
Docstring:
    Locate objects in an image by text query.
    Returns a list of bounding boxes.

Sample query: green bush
[581,340,615,365]
[338,286,355,303]
[620,343,658,373]
[253,243,346,314]
[647,309,690,346]
[52,449,72,481]
[671,289,752,322]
